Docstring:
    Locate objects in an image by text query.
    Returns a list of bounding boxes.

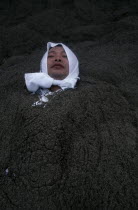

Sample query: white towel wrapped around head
[25,42,79,92]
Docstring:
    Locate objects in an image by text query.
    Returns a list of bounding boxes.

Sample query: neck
[50,85,61,92]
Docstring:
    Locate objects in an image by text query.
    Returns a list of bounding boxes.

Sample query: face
[47,46,69,80]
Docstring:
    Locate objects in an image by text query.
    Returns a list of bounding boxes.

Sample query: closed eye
[48,55,54,58]
[62,55,67,58]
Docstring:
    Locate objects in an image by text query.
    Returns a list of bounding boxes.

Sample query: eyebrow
[48,50,66,54]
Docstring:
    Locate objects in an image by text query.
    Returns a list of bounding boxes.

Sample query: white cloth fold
[25,42,79,92]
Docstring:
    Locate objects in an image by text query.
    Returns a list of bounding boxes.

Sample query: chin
[50,74,65,80]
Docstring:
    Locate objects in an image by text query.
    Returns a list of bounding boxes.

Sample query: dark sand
[0,1,137,209]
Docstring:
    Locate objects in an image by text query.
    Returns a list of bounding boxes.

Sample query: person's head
[47,45,69,80]
[40,42,79,82]
[25,42,79,93]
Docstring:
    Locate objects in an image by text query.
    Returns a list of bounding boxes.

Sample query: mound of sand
[0,62,136,208]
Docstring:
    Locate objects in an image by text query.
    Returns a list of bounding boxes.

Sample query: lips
[52,64,64,68]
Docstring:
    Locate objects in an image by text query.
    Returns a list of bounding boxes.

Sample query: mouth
[52,64,64,68]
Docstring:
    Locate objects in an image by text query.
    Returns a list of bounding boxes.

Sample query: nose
[55,58,61,62]
[55,55,62,62]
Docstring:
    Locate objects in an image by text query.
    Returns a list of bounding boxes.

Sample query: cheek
[64,59,69,68]
[47,59,53,68]
[47,59,51,66]
[66,61,69,72]
[47,60,52,73]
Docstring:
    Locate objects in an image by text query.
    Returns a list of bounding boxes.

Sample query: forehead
[48,46,66,54]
